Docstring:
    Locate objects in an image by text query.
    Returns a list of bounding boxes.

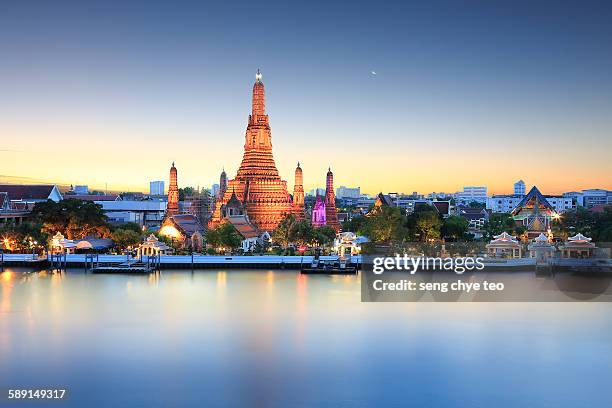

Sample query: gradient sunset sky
[1,0,611,195]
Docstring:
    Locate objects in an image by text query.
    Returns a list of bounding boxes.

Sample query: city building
[457,207,490,230]
[98,200,167,227]
[514,180,526,196]
[69,194,120,202]
[0,184,63,204]
[149,181,165,196]
[488,191,573,214]
[74,185,89,195]
[210,71,295,232]
[336,186,361,199]
[456,186,487,204]
[0,192,31,225]
[581,189,611,208]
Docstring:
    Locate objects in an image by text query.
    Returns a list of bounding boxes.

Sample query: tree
[272,214,297,248]
[0,221,46,252]
[415,210,442,241]
[441,215,469,241]
[342,215,367,234]
[483,213,516,240]
[291,220,315,246]
[363,206,409,244]
[31,199,110,240]
[314,226,337,246]
[206,222,242,252]
[111,229,142,251]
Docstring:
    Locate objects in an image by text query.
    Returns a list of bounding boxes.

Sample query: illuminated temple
[211,71,304,232]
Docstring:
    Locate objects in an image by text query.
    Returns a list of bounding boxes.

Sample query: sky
[1,0,611,195]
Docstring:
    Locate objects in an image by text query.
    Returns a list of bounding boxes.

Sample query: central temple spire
[252,69,265,116]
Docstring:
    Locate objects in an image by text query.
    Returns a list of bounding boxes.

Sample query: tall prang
[292,162,305,220]
[210,70,293,232]
[325,167,340,232]
[219,168,227,198]
[167,162,179,216]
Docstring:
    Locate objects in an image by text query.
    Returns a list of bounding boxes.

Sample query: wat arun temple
[210,71,339,233]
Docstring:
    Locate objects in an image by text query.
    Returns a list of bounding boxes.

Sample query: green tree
[111,229,142,251]
[314,225,337,246]
[32,199,110,240]
[441,215,469,241]
[342,215,367,234]
[483,213,516,240]
[272,214,297,248]
[206,223,242,252]
[363,206,409,244]
[415,210,442,241]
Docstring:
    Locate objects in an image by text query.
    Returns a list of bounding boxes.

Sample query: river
[1,268,611,407]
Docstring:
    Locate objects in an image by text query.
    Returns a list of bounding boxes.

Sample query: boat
[300,255,358,275]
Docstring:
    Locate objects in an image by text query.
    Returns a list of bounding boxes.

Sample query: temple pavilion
[486,231,522,258]
[511,186,557,239]
[559,233,596,258]
[137,234,172,257]
[527,232,555,263]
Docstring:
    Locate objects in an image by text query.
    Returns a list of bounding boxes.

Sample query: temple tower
[325,167,340,232]
[292,162,305,220]
[219,168,227,198]
[210,70,293,232]
[167,162,179,217]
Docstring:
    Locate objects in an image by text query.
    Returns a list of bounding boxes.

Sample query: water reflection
[0,268,610,407]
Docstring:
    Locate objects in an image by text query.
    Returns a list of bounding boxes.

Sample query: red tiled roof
[0,184,56,200]
[227,216,259,239]
[168,214,206,236]
[431,201,450,215]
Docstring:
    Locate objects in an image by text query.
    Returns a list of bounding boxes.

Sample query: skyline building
[150,180,165,196]
[514,180,526,196]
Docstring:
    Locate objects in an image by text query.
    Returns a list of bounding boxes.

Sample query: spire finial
[255,69,262,83]
[172,161,175,167]
[297,161,300,168]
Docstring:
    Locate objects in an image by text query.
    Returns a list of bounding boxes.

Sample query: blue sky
[1,0,611,194]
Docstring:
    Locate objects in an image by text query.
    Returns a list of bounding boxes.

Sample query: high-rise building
[74,185,89,195]
[456,186,488,204]
[210,71,295,232]
[336,186,360,199]
[166,162,179,217]
[150,181,165,196]
[514,180,526,196]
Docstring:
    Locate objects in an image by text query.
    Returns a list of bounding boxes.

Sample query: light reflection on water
[0,268,611,408]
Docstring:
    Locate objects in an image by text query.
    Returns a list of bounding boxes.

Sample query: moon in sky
[371,71,377,76]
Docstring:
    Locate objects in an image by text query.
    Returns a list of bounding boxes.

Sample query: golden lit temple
[211,71,304,232]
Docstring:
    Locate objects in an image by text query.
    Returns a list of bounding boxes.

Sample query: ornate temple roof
[511,186,555,216]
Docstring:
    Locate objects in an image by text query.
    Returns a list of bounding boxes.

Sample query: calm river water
[1,268,611,407]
